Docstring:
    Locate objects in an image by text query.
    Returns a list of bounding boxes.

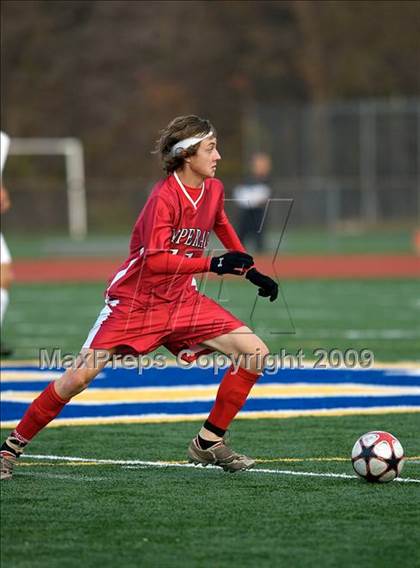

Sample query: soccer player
[0,115,278,480]
[233,152,272,252]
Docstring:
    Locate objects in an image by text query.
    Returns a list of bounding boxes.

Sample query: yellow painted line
[258,457,348,463]
[1,372,62,381]
[66,383,420,400]
[1,406,419,430]
[3,383,420,404]
[0,360,40,367]
[237,407,420,421]
[257,456,420,463]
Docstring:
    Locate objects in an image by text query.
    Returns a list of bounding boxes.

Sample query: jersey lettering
[171,228,210,249]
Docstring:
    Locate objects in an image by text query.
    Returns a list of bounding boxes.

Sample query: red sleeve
[146,253,211,275]
[213,189,246,252]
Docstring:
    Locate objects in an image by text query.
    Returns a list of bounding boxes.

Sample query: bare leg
[54,348,116,399]
[200,325,269,374]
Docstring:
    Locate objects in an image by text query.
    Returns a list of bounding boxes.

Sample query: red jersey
[106,173,245,305]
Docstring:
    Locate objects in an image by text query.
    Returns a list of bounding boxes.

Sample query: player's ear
[176,148,189,162]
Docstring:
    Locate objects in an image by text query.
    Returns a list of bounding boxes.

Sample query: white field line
[24,454,420,484]
[0,371,106,382]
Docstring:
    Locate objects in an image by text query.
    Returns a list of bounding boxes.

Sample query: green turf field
[1,414,419,568]
[1,237,419,566]
[3,226,416,258]
[3,279,419,362]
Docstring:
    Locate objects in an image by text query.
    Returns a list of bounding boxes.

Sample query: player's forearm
[145,252,211,275]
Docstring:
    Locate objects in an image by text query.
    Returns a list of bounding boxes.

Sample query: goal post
[9,137,87,240]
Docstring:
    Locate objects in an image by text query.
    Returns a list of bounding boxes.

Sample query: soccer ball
[351,431,405,483]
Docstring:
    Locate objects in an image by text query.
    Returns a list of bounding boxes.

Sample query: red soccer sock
[14,382,70,441]
[207,365,260,431]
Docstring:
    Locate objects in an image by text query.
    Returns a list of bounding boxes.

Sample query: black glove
[245,267,278,302]
[210,251,254,275]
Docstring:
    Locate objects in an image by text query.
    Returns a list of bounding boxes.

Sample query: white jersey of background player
[1,131,14,356]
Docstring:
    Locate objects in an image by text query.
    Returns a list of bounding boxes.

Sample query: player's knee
[73,370,95,392]
[248,342,270,374]
[58,368,94,398]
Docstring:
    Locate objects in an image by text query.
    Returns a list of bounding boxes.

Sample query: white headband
[171,131,213,156]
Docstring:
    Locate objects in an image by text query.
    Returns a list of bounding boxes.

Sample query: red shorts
[83,292,244,360]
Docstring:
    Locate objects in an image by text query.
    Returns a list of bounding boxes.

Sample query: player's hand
[210,251,254,275]
[245,267,278,301]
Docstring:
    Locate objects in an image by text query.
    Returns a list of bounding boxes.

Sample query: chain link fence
[3,98,419,243]
[244,98,420,228]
